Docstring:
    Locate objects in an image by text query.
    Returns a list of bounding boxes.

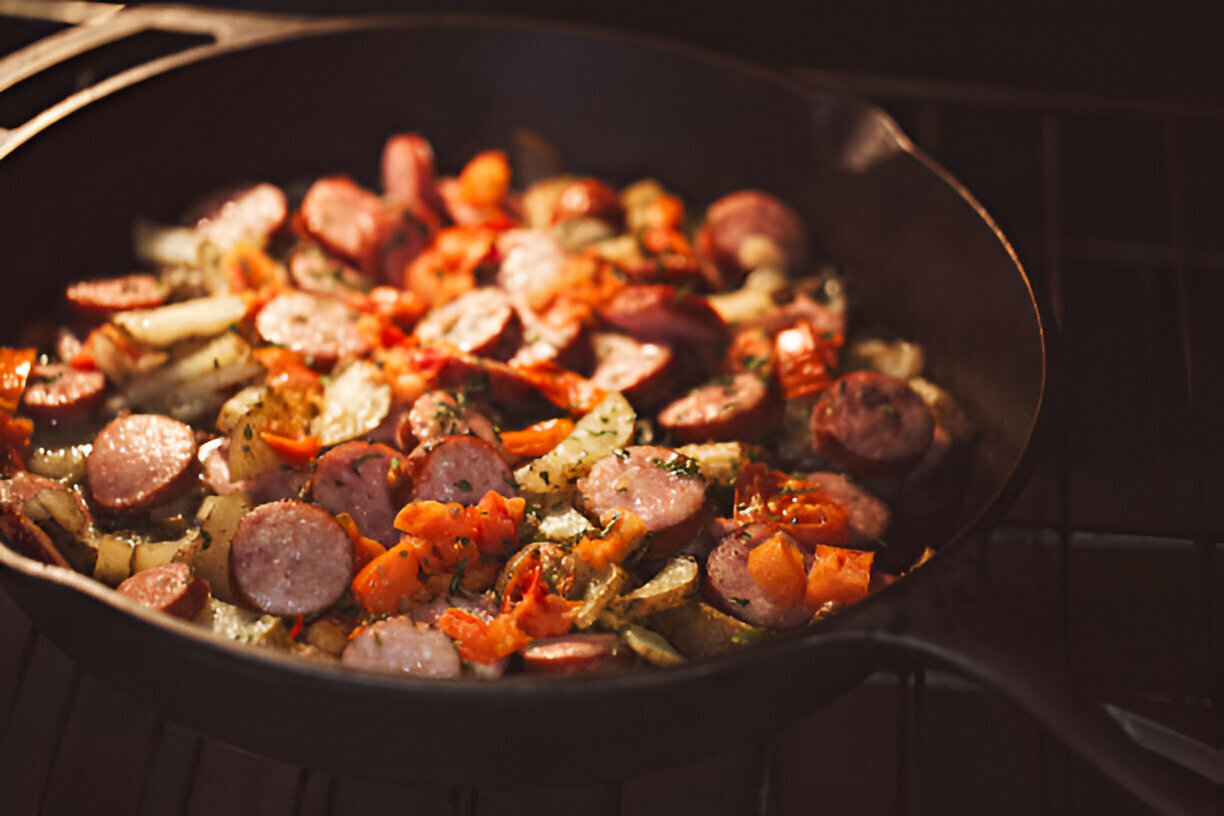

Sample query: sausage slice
[414,288,522,361]
[255,291,370,367]
[704,527,813,629]
[406,435,517,505]
[229,500,354,616]
[578,445,708,559]
[117,563,210,620]
[20,363,106,423]
[310,441,406,546]
[811,371,935,477]
[522,633,635,675]
[657,373,779,444]
[590,332,676,409]
[342,616,463,678]
[66,274,166,319]
[86,414,198,512]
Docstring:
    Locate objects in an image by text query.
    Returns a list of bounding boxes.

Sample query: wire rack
[0,13,1220,816]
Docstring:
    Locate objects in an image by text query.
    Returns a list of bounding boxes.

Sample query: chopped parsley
[351,452,381,475]
[449,559,468,594]
[652,455,700,478]
[455,479,472,492]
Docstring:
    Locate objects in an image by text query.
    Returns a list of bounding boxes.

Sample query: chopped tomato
[734,462,851,547]
[335,512,389,571]
[773,322,840,400]
[258,431,322,466]
[0,347,36,414]
[512,361,606,416]
[350,537,430,615]
[572,509,649,572]
[746,532,808,608]
[458,150,512,208]
[805,545,874,609]
[499,417,576,457]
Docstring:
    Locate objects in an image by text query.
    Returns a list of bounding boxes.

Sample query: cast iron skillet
[0,6,1209,811]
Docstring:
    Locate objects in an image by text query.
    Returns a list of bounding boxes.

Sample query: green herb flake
[449,559,468,594]
[200,530,213,550]
[455,479,472,492]
[243,424,254,441]
[729,597,750,607]
[351,452,381,475]
[651,455,700,478]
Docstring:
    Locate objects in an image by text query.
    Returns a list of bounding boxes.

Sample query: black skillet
[0,6,1210,812]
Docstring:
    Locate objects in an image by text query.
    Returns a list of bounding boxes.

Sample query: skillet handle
[854,541,1221,814]
[0,1,322,150]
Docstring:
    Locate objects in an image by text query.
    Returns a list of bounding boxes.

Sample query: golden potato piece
[608,555,698,620]
[644,600,767,661]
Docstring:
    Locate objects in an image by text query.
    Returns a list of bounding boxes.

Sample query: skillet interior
[0,16,1044,787]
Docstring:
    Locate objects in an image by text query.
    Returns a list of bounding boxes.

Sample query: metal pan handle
[0,1,323,152]
[850,540,1221,814]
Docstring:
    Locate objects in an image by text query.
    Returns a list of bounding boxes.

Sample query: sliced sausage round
[657,372,779,444]
[510,307,591,372]
[229,500,354,616]
[86,414,197,512]
[381,132,443,215]
[310,441,406,546]
[288,246,371,295]
[296,175,391,271]
[65,274,166,319]
[522,633,635,675]
[704,527,813,629]
[414,287,521,361]
[552,178,624,226]
[116,563,210,620]
[590,332,676,409]
[341,615,463,678]
[811,371,935,477]
[804,471,891,547]
[255,291,370,367]
[599,284,727,350]
[20,363,106,423]
[407,435,518,505]
[577,445,708,559]
[189,182,288,251]
[696,190,808,288]
[401,390,501,451]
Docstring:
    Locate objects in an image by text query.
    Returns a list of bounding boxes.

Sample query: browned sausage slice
[414,288,522,361]
[703,527,813,629]
[804,471,891,547]
[86,414,197,512]
[811,371,935,477]
[310,441,406,546]
[381,132,444,216]
[116,563,210,620]
[229,500,354,616]
[66,274,167,319]
[20,363,106,423]
[696,190,808,289]
[599,284,727,350]
[521,633,635,675]
[657,373,779,445]
[577,445,708,559]
[288,246,371,295]
[406,435,518,505]
[255,291,370,367]
[590,332,676,409]
[341,615,462,678]
[296,175,391,271]
[189,182,288,251]
[401,390,501,451]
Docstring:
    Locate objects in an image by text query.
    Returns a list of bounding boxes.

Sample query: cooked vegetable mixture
[0,133,974,677]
